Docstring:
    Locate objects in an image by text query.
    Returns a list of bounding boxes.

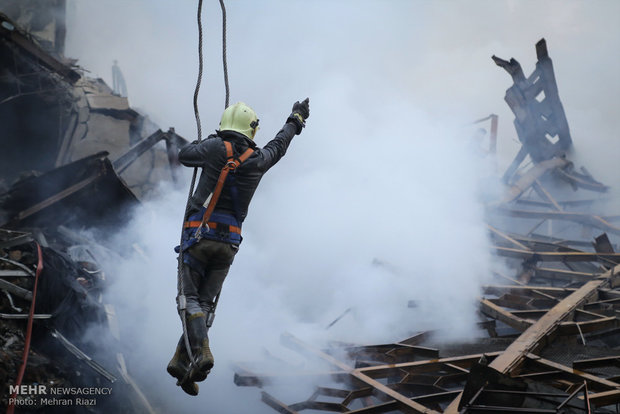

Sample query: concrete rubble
[0,2,185,412]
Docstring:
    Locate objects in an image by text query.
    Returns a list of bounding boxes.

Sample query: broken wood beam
[281,332,442,414]
[445,264,620,413]
[16,172,100,221]
[0,270,31,278]
[489,269,617,374]
[532,179,563,211]
[493,208,620,236]
[493,246,620,263]
[0,278,32,300]
[533,267,596,282]
[498,157,568,204]
[113,129,166,174]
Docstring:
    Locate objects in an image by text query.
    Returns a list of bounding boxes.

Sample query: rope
[176,0,230,385]
[193,0,204,142]
[219,0,229,108]
[176,0,204,378]
[7,243,43,414]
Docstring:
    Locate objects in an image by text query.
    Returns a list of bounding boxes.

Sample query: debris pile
[0,2,186,412]
[0,4,186,198]
[232,39,620,413]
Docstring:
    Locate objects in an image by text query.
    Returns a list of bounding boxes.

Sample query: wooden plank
[483,285,575,296]
[234,369,349,387]
[584,389,620,407]
[500,157,567,202]
[479,299,532,331]
[0,270,30,278]
[534,267,596,282]
[573,356,620,370]
[355,352,503,376]
[489,276,610,374]
[494,246,620,263]
[558,317,617,335]
[445,264,620,413]
[0,232,34,249]
[281,333,441,414]
[261,391,299,414]
[525,354,620,390]
[345,400,397,414]
[487,224,530,250]
[0,278,32,300]
[16,173,100,221]
[532,179,563,211]
[494,208,620,236]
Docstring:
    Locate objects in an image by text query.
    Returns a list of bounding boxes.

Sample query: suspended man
[168,98,310,395]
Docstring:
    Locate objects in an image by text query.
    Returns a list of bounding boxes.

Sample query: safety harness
[179,140,254,252]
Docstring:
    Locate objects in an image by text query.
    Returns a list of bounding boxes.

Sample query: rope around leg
[177,0,205,377]
[176,0,231,386]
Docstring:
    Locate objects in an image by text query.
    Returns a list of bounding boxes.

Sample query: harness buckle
[226,160,238,170]
[193,222,210,241]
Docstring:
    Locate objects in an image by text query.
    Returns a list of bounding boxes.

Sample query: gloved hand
[287,97,310,135]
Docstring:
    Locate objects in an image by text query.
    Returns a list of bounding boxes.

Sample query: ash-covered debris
[233,39,620,414]
[0,4,187,199]
[0,228,156,413]
[0,152,139,230]
[0,2,189,413]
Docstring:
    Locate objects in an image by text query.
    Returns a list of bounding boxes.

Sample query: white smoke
[63,0,620,411]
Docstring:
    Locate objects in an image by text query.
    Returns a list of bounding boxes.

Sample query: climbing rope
[219,0,229,108]
[176,0,230,385]
[193,0,204,142]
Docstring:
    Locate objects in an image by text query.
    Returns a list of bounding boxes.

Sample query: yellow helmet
[219,102,259,140]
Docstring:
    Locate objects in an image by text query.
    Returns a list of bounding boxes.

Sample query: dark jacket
[178,122,298,223]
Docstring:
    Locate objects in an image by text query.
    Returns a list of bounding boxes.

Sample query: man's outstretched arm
[257,98,310,172]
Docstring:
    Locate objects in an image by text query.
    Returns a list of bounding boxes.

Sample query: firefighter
[167,98,310,395]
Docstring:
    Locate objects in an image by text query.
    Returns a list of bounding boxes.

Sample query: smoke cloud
[64,0,619,412]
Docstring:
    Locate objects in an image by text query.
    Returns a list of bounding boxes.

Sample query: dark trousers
[182,239,238,316]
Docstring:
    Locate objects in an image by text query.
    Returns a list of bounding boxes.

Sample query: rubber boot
[187,312,214,382]
[180,381,199,396]
[167,336,200,396]
[167,336,188,380]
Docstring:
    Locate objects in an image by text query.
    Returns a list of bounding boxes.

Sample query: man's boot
[187,312,214,382]
[167,336,200,396]
[167,336,188,380]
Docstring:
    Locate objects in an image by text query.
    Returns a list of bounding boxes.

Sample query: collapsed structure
[0,3,186,412]
[1,2,619,413]
[232,40,620,413]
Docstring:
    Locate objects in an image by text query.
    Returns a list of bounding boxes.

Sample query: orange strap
[184,221,241,234]
[198,141,254,230]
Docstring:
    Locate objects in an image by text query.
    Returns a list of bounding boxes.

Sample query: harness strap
[184,221,241,234]
[198,140,254,231]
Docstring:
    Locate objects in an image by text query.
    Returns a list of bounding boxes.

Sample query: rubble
[0,228,156,413]
[232,39,620,413]
[1,2,619,413]
[0,2,186,412]
[0,5,186,199]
